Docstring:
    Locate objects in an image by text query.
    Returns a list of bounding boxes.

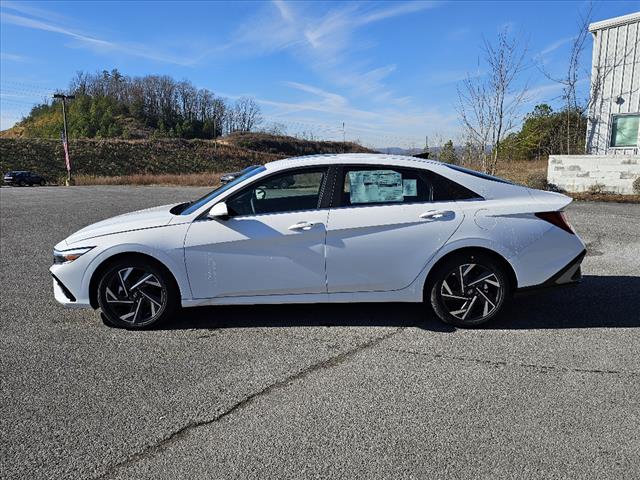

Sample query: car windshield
[179,165,266,215]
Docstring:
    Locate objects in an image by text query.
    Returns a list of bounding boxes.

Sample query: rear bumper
[515,249,586,295]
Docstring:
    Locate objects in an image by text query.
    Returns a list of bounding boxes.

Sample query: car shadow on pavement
[491,275,640,329]
[165,300,455,332]
[158,275,639,332]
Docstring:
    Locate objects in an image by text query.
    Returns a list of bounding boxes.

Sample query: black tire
[428,252,510,328]
[18,180,26,187]
[39,180,46,186]
[97,257,179,329]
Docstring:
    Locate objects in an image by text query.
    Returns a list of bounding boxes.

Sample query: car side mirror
[208,202,229,219]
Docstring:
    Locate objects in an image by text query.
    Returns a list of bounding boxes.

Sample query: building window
[610,114,639,147]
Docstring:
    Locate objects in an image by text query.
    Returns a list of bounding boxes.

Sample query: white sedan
[51,154,586,328]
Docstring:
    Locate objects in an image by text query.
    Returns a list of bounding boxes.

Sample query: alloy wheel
[102,267,167,326]
[439,263,504,322]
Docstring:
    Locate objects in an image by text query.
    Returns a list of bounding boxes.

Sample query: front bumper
[50,266,91,308]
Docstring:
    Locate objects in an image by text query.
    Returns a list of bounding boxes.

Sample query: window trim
[609,113,640,149]
[216,165,332,218]
[330,164,483,210]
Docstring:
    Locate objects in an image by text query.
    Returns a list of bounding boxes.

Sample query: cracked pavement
[1,186,639,479]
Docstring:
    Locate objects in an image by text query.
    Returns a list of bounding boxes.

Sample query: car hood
[64,203,180,245]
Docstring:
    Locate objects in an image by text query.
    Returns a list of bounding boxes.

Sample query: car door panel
[326,203,463,293]
[183,167,330,299]
[184,210,329,298]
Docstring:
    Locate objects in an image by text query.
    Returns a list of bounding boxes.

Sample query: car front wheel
[429,253,510,327]
[97,258,178,329]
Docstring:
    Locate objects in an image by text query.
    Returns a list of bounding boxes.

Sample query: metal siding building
[585,12,640,155]
[549,12,640,194]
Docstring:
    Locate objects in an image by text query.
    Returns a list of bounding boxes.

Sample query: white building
[548,11,640,194]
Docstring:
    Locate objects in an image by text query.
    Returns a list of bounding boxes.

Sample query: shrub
[633,176,640,194]
[587,182,606,195]
[525,172,549,190]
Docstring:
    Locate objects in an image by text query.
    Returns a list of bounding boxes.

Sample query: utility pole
[213,116,217,153]
[53,94,75,185]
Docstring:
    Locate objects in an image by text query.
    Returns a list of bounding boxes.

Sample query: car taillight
[535,211,575,234]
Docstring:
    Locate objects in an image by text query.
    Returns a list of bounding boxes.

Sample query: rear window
[444,164,513,185]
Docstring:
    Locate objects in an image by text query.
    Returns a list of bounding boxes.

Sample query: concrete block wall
[547,155,640,194]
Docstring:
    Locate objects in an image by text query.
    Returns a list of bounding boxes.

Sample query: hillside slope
[222,132,372,156]
[0,133,374,182]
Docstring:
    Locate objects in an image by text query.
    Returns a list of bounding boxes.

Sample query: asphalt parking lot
[1,185,639,480]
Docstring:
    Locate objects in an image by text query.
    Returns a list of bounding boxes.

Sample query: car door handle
[288,221,315,231]
[420,210,452,220]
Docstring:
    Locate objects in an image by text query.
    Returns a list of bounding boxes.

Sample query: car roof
[263,153,442,171]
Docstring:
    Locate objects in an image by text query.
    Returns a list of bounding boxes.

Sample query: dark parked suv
[3,171,47,186]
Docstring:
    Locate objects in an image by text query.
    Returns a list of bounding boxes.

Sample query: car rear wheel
[39,180,46,186]
[429,253,510,327]
[97,258,178,329]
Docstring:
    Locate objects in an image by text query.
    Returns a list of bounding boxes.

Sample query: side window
[426,171,481,201]
[227,168,327,216]
[341,167,431,206]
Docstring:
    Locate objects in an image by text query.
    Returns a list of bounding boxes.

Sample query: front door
[184,168,329,299]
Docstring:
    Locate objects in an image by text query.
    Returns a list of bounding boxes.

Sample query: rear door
[325,165,471,293]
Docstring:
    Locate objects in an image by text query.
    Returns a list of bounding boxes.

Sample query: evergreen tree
[439,140,458,164]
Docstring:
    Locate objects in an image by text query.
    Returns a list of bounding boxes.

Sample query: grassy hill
[0,133,374,184]
[221,132,371,157]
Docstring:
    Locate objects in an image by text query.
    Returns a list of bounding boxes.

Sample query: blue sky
[1,0,637,148]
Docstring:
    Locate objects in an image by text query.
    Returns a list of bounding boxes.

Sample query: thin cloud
[254,80,459,147]
[426,68,485,86]
[229,1,440,104]
[0,52,29,62]
[1,0,69,24]
[535,36,576,59]
[0,8,203,66]
[1,12,112,47]
[273,0,294,22]
[357,1,439,25]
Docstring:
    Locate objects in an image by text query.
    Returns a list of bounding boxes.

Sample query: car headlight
[53,247,94,265]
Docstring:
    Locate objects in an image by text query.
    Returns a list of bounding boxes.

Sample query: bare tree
[230,97,263,133]
[539,4,592,154]
[458,29,528,174]
[261,122,288,136]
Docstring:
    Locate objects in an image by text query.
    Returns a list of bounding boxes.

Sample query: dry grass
[494,158,548,185]
[568,192,640,203]
[74,172,221,187]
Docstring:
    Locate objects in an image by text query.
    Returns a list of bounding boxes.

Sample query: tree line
[22,69,263,139]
